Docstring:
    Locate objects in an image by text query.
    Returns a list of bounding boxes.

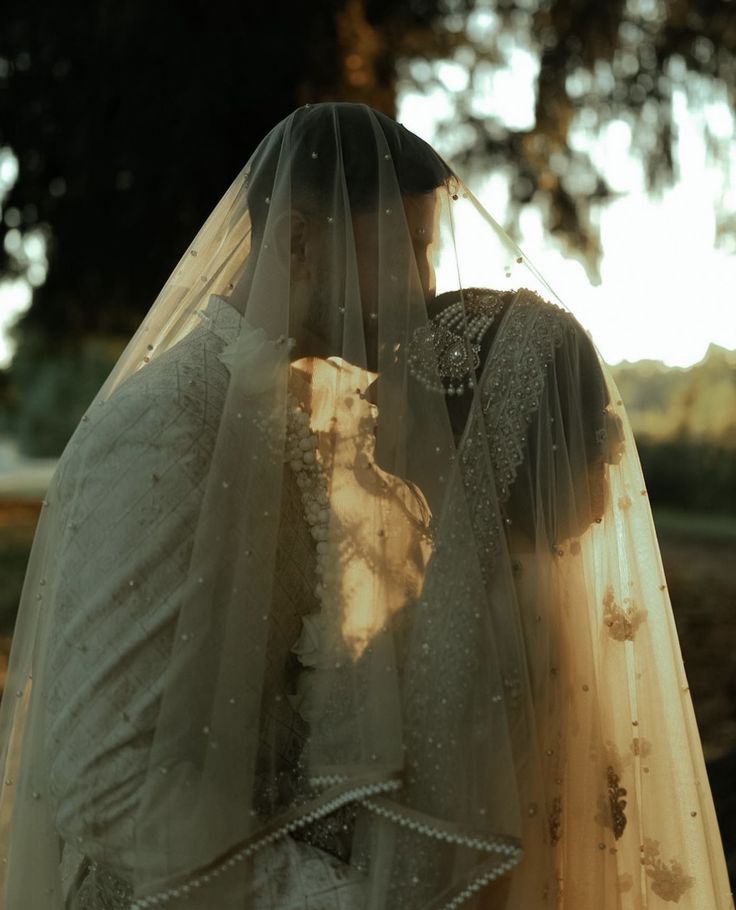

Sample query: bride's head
[240,102,453,368]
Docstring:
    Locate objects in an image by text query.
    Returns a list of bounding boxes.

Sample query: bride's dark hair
[246,102,454,243]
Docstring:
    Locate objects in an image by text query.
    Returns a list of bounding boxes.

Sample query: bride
[0,102,731,909]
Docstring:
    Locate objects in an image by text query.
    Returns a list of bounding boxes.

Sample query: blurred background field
[0,0,734,887]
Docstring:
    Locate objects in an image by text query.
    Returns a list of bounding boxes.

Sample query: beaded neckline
[407,290,507,396]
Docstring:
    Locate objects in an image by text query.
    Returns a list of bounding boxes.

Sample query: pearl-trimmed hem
[129,773,523,910]
[128,777,401,908]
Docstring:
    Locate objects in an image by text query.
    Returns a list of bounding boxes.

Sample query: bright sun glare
[398,51,736,368]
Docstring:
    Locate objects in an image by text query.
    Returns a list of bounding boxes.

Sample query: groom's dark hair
[246,102,454,243]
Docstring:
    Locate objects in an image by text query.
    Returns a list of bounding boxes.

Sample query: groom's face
[350,191,439,308]
[350,191,439,371]
[290,190,440,370]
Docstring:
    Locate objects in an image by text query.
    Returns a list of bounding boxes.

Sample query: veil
[0,102,731,910]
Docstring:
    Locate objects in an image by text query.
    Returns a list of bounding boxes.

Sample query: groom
[46,114,454,905]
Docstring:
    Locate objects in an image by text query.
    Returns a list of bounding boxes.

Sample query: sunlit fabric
[0,102,731,909]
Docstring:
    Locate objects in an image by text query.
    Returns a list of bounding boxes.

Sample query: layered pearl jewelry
[284,394,332,605]
[407,292,506,396]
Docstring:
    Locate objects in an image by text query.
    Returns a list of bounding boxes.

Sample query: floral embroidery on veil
[640,838,696,902]
[603,584,646,642]
[605,766,628,840]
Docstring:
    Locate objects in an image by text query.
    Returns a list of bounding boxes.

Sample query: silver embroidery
[458,289,572,581]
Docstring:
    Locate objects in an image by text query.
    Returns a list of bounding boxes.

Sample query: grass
[653,508,736,543]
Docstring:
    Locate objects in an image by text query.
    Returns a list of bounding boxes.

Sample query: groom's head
[244,103,453,367]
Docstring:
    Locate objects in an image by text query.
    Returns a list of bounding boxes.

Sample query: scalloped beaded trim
[436,849,523,910]
[359,794,521,856]
[309,773,364,787]
[128,777,402,908]
[313,773,518,855]
[358,796,523,910]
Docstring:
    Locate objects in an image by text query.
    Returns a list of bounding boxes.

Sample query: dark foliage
[0,1,345,342]
[639,438,736,515]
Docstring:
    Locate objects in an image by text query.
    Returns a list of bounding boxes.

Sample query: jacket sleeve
[43,372,221,876]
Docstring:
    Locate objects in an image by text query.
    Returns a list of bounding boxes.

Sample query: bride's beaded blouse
[395,286,621,547]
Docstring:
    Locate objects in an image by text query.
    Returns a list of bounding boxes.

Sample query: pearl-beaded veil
[0,102,731,910]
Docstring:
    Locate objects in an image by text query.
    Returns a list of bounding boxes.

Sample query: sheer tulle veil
[0,102,731,909]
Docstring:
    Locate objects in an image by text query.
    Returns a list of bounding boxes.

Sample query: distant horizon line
[607,341,736,371]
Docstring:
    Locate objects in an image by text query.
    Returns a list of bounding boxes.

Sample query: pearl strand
[437,302,498,352]
[407,294,505,397]
[284,394,331,606]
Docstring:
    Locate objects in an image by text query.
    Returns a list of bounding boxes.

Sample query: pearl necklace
[407,291,506,396]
